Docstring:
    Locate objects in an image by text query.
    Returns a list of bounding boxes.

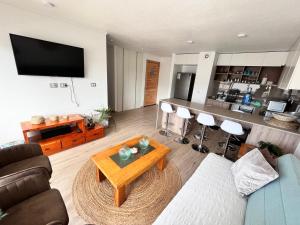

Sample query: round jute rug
[72,159,182,225]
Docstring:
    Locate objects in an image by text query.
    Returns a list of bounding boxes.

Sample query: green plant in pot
[94,107,112,127]
[258,141,283,157]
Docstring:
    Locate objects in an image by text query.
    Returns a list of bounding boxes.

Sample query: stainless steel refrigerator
[174,72,195,101]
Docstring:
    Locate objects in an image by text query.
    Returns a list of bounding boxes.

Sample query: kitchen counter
[156,98,300,153]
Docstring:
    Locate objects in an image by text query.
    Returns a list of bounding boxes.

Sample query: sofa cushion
[0,189,68,225]
[231,148,279,196]
[153,153,247,225]
[0,155,52,179]
[244,154,300,225]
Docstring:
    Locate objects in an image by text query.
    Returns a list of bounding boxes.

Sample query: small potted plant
[258,141,283,157]
[94,107,112,127]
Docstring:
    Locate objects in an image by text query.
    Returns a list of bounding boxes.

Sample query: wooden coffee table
[91,135,171,207]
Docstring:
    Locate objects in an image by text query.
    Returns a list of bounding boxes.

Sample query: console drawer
[85,125,104,142]
[40,140,62,156]
[61,134,85,149]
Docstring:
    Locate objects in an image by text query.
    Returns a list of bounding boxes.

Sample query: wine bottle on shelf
[261,74,268,85]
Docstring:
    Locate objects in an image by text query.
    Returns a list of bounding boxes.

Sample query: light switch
[91,83,96,87]
[60,83,68,88]
[50,83,58,88]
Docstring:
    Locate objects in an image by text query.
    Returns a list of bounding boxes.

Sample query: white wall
[192,52,217,104]
[123,49,137,110]
[113,45,124,112]
[135,53,144,107]
[181,65,197,73]
[0,4,108,144]
[107,44,115,110]
[157,57,172,103]
[167,53,217,104]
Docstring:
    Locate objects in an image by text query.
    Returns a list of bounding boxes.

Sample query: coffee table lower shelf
[95,156,167,207]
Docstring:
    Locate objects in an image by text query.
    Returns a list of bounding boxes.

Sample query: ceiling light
[237,33,248,38]
[42,0,56,7]
[186,40,194,44]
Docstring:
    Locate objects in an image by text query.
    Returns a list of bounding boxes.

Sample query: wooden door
[144,60,160,106]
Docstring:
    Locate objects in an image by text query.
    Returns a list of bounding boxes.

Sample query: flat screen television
[9,34,84,77]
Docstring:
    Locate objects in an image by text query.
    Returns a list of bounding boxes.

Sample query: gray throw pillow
[231,148,279,196]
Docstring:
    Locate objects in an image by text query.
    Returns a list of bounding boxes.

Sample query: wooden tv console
[21,114,104,156]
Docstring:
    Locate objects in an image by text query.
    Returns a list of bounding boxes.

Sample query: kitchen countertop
[159,98,300,136]
[207,97,255,105]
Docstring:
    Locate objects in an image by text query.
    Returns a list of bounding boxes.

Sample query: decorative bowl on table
[139,136,150,150]
[59,115,69,121]
[131,147,138,154]
[49,115,59,122]
[273,113,297,122]
[118,146,132,160]
[30,116,45,125]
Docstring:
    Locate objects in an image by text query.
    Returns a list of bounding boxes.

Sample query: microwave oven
[267,101,287,113]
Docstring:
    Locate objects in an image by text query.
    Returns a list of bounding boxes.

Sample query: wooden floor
[50,106,221,225]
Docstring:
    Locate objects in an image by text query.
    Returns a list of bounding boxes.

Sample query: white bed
[153,153,247,225]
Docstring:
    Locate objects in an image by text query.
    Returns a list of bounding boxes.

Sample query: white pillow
[231,148,279,196]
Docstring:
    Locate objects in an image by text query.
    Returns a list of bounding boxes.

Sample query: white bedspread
[153,153,247,225]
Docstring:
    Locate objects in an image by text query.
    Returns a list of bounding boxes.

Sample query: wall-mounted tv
[10,34,84,78]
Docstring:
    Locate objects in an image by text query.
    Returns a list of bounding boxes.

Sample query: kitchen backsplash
[210,81,300,110]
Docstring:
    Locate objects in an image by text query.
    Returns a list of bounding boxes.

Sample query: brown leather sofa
[0,144,52,179]
[0,167,69,225]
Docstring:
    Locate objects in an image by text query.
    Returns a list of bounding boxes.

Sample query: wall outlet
[60,83,68,88]
[50,83,58,88]
[91,83,96,87]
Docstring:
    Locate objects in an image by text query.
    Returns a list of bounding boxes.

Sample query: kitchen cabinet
[217,54,232,65]
[262,52,288,66]
[283,55,300,90]
[278,38,300,90]
[231,53,265,66]
[217,52,288,67]
[289,65,300,89]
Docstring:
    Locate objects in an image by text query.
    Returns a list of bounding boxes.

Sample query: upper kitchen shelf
[214,65,284,85]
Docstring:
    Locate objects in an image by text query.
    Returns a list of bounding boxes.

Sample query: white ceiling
[1,0,300,56]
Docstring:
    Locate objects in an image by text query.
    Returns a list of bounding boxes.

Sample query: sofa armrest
[0,144,43,167]
[0,167,50,210]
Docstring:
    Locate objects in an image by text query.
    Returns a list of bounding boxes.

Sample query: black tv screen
[9,34,84,77]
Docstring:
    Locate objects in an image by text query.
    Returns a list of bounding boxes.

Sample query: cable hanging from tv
[70,78,79,107]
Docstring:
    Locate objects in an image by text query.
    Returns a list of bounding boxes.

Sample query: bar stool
[159,102,174,137]
[174,107,193,144]
[192,113,215,153]
[220,120,244,157]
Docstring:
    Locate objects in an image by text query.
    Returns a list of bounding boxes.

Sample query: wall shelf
[214,65,284,84]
